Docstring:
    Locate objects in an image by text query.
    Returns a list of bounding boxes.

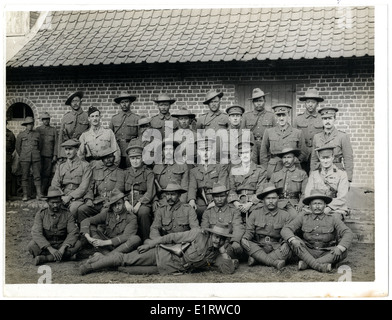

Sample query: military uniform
[16,128,42,198]
[77,163,126,223]
[78,126,121,166]
[223,125,258,165]
[80,206,141,254]
[36,124,58,194]
[188,164,229,220]
[281,209,354,270]
[6,128,16,199]
[311,128,354,182]
[305,165,350,215]
[270,166,308,216]
[259,125,308,180]
[196,110,229,131]
[58,109,89,158]
[293,111,324,174]
[27,206,81,260]
[241,205,293,264]
[122,165,156,242]
[149,201,199,239]
[110,110,140,168]
[242,109,276,164]
[150,113,179,140]
[51,156,92,218]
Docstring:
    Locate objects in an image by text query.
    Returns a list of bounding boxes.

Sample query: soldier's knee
[27,241,40,257]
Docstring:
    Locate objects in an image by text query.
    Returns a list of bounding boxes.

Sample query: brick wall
[5,56,374,188]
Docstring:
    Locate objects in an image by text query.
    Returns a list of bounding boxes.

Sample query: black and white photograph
[1,0,389,300]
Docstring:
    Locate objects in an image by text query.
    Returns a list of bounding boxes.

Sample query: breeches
[122,248,157,267]
[20,161,41,186]
[27,240,82,258]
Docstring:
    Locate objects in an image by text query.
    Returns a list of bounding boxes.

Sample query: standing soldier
[76,148,125,224]
[270,148,308,217]
[36,112,58,195]
[51,139,92,219]
[259,104,308,180]
[15,116,43,201]
[242,88,276,164]
[110,91,140,169]
[6,120,16,200]
[310,106,354,182]
[294,88,325,174]
[306,145,350,219]
[58,91,89,160]
[78,106,121,166]
[241,184,293,269]
[150,93,179,140]
[188,138,229,222]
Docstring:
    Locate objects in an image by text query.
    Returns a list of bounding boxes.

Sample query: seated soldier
[77,147,125,224]
[270,147,308,217]
[80,189,141,255]
[281,189,354,273]
[51,139,92,219]
[241,184,293,270]
[27,186,82,265]
[201,182,244,260]
[228,141,267,222]
[305,144,350,219]
[122,142,156,243]
[79,223,239,276]
[148,182,199,241]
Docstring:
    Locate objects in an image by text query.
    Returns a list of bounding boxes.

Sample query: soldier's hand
[85,199,94,207]
[280,242,291,256]
[330,246,343,262]
[62,195,72,205]
[152,201,160,212]
[231,241,243,255]
[133,202,141,214]
[206,201,215,210]
[48,246,62,261]
[124,201,133,213]
[137,244,151,254]
[189,200,197,210]
[324,206,333,215]
[289,238,302,249]
[296,203,304,212]
[242,202,253,213]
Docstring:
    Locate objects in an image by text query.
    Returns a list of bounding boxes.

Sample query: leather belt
[258,235,279,243]
[254,136,263,141]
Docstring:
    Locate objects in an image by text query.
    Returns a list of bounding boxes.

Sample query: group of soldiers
[7,87,355,276]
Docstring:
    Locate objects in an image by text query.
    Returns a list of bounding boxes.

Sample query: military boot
[22,186,29,201]
[80,252,122,276]
[35,255,55,266]
[251,250,285,270]
[295,247,331,273]
[35,183,44,200]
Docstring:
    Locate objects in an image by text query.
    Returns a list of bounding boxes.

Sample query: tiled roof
[7,7,374,68]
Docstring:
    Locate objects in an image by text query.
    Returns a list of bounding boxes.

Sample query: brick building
[6,7,374,188]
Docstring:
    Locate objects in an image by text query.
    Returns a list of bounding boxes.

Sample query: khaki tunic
[293,111,324,156]
[6,128,16,163]
[110,111,140,157]
[31,207,79,249]
[195,110,229,131]
[311,127,354,181]
[242,109,276,140]
[149,201,199,239]
[122,165,156,206]
[51,156,92,200]
[150,113,179,140]
[36,125,58,158]
[16,130,42,162]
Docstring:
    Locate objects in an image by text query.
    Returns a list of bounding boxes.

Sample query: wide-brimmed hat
[205,222,234,238]
[210,182,229,194]
[275,147,301,158]
[98,147,116,159]
[40,112,51,119]
[226,105,245,115]
[302,189,332,205]
[43,186,64,200]
[21,116,35,126]
[114,91,137,104]
[256,184,283,200]
[299,88,324,102]
[318,106,339,118]
[137,116,151,126]
[153,94,176,105]
[171,107,196,119]
[203,90,224,105]
[61,138,81,148]
[161,182,187,194]
[65,91,84,105]
[108,189,126,206]
[272,104,292,114]
[248,88,268,100]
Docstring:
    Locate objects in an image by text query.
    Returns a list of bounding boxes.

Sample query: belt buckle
[265,236,271,243]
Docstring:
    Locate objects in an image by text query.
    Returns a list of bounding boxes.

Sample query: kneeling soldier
[80,189,141,255]
[80,223,239,276]
[281,189,354,272]
[148,182,199,240]
[27,186,81,265]
[241,184,293,270]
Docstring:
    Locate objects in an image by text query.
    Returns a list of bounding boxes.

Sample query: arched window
[6,102,34,120]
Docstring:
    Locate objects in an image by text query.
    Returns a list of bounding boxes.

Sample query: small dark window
[7,102,34,120]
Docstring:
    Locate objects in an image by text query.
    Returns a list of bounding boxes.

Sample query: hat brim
[114,96,137,104]
[108,194,126,206]
[205,228,234,238]
[299,96,324,102]
[65,91,84,105]
[248,92,269,100]
[275,150,301,158]
[161,187,187,194]
[161,140,180,149]
[210,188,230,194]
[256,187,283,200]
[153,99,176,105]
[203,92,224,105]
[21,121,34,126]
[171,113,196,119]
[302,195,332,205]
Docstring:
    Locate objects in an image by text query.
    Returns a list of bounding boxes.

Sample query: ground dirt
[5,199,375,285]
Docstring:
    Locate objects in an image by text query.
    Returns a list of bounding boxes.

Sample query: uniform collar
[324,126,337,137]
[311,213,326,220]
[66,156,81,166]
[253,109,266,115]
[121,110,133,116]
[72,108,84,116]
[207,110,221,117]
[263,206,278,216]
[158,113,172,120]
[213,204,229,213]
[319,164,338,175]
[168,200,182,212]
[305,110,318,118]
[111,207,128,221]
[282,165,296,173]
